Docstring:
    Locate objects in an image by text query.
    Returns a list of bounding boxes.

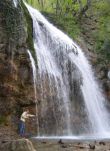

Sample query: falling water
[69,47,110,134]
[27,50,37,99]
[25,3,110,137]
[27,50,40,135]
[13,0,18,7]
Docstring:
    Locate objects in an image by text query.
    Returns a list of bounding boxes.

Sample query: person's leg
[19,121,25,136]
[19,121,22,136]
[22,122,25,136]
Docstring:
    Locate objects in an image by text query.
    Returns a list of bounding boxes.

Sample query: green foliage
[0,1,21,38]
[92,0,110,63]
[43,13,80,39]
[25,0,110,63]
[102,39,110,57]
[21,0,37,65]
[25,0,90,15]
[25,0,40,9]
[21,1,34,52]
[25,0,81,39]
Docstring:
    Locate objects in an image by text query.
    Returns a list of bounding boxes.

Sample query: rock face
[0,0,37,135]
[0,139,36,151]
[80,17,110,103]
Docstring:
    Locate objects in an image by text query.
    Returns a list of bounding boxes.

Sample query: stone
[61,145,67,148]
[89,144,95,149]
[58,139,64,144]
[99,141,105,145]
[0,139,36,151]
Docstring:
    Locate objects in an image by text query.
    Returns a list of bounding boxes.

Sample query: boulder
[1,139,36,151]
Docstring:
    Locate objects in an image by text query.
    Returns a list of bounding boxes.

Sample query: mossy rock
[0,0,37,65]
[0,115,7,125]
[20,0,37,66]
[0,1,21,39]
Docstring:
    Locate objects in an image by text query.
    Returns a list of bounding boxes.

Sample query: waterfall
[27,50,39,135]
[69,50,110,134]
[27,50,37,99]
[13,0,18,7]
[25,3,110,137]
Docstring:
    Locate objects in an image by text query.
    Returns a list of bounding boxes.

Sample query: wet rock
[38,21,44,27]
[0,139,36,151]
[58,139,64,144]
[99,141,106,145]
[89,144,95,149]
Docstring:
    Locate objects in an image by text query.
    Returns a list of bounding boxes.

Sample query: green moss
[21,0,37,66]
[0,115,7,125]
[0,0,37,65]
[0,1,20,38]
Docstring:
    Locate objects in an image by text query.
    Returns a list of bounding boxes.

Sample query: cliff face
[0,0,37,136]
[79,17,110,103]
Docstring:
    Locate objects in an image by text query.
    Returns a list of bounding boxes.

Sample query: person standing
[19,109,35,137]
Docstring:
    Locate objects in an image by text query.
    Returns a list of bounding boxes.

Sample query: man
[19,109,35,137]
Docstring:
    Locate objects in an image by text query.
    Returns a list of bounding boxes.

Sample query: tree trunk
[79,0,91,18]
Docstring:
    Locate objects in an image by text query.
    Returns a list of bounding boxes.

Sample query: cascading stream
[27,50,40,135]
[69,47,110,134]
[25,2,110,137]
[13,0,18,7]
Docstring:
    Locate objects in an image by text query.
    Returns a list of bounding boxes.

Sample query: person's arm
[27,114,35,117]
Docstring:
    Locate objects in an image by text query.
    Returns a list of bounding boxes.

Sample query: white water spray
[69,46,110,134]
[13,0,18,7]
[27,50,39,135]
[25,3,110,137]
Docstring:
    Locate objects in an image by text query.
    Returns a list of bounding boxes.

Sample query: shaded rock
[99,141,105,145]
[58,139,64,144]
[41,141,47,144]
[89,144,95,149]
[38,21,44,27]
[0,139,36,151]
[0,0,37,136]
[61,145,67,148]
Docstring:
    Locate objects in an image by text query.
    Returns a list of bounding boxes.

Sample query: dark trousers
[19,120,25,136]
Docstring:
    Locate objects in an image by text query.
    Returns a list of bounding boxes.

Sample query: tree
[78,0,91,18]
[37,0,45,8]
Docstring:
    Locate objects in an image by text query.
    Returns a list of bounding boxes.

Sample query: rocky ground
[32,140,110,151]
[1,138,110,151]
